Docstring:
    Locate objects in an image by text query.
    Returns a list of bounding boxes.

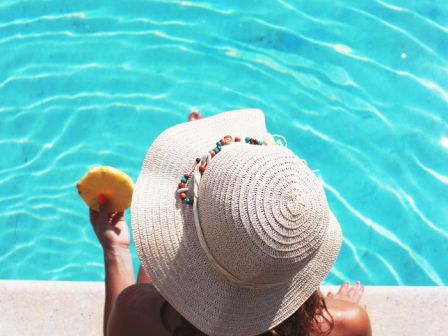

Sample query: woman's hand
[326,281,366,309]
[89,203,130,251]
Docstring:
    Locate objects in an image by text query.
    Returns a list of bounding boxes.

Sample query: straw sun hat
[131,109,342,336]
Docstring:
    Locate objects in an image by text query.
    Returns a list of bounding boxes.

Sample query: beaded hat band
[176,135,279,205]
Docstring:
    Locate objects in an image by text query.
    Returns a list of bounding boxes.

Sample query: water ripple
[376,0,448,33]
[324,182,444,285]
[414,157,448,184]
[0,0,446,284]
[370,252,404,285]
[344,5,443,61]
[0,12,87,30]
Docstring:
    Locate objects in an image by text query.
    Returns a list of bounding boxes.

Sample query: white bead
[202,152,211,164]
[201,153,208,163]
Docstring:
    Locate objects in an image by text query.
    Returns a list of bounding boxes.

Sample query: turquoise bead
[185,197,191,204]
[258,140,263,145]
[181,177,188,183]
[216,140,222,147]
[245,137,250,143]
[213,147,220,153]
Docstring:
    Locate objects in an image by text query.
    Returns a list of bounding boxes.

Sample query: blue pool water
[0,1,447,285]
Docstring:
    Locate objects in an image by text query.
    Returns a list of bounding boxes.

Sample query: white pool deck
[0,281,447,336]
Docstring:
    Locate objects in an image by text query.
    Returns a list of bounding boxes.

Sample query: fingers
[354,284,365,304]
[89,208,100,231]
[338,281,349,295]
[89,201,125,233]
[98,202,110,222]
[99,202,108,213]
[110,211,125,225]
[348,281,360,301]
[88,201,112,230]
[352,282,365,304]
[338,281,365,304]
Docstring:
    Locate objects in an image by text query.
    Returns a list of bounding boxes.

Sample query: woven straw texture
[132,109,342,336]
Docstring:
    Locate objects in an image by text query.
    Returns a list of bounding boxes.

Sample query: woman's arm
[103,247,135,335]
[90,206,135,336]
[93,112,200,334]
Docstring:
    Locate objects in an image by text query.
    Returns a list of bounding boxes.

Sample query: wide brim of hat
[131,109,342,336]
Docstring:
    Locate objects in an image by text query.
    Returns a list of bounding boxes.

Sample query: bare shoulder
[108,284,170,336]
[113,283,164,316]
[325,299,372,336]
[115,283,162,305]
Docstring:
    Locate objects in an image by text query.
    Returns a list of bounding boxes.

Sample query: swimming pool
[0,0,447,285]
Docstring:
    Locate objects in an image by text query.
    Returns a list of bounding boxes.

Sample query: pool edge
[1,280,447,335]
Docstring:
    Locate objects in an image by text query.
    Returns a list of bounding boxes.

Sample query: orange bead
[235,136,241,142]
[179,193,187,200]
[209,150,215,157]
[199,164,206,173]
[178,182,186,188]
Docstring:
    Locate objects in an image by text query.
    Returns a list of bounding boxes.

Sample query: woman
[90,109,371,336]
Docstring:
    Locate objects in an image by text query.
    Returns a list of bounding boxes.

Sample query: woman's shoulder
[109,284,172,336]
[113,283,165,311]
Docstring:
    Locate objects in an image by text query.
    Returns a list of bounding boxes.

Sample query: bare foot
[327,282,366,309]
[188,111,203,121]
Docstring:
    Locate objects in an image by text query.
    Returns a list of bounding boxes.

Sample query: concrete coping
[1,280,447,335]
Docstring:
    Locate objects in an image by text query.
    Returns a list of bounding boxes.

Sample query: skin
[188,111,203,121]
[90,205,371,336]
[89,206,134,335]
[321,284,372,336]
[91,111,371,336]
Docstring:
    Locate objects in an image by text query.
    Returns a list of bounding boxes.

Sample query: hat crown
[198,144,331,286]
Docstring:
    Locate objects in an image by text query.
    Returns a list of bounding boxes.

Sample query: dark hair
[160,290,333,336]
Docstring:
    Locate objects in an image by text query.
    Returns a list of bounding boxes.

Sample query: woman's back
[107,283,371,336]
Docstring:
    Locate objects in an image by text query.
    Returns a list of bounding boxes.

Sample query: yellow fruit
[76,166,134,212]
